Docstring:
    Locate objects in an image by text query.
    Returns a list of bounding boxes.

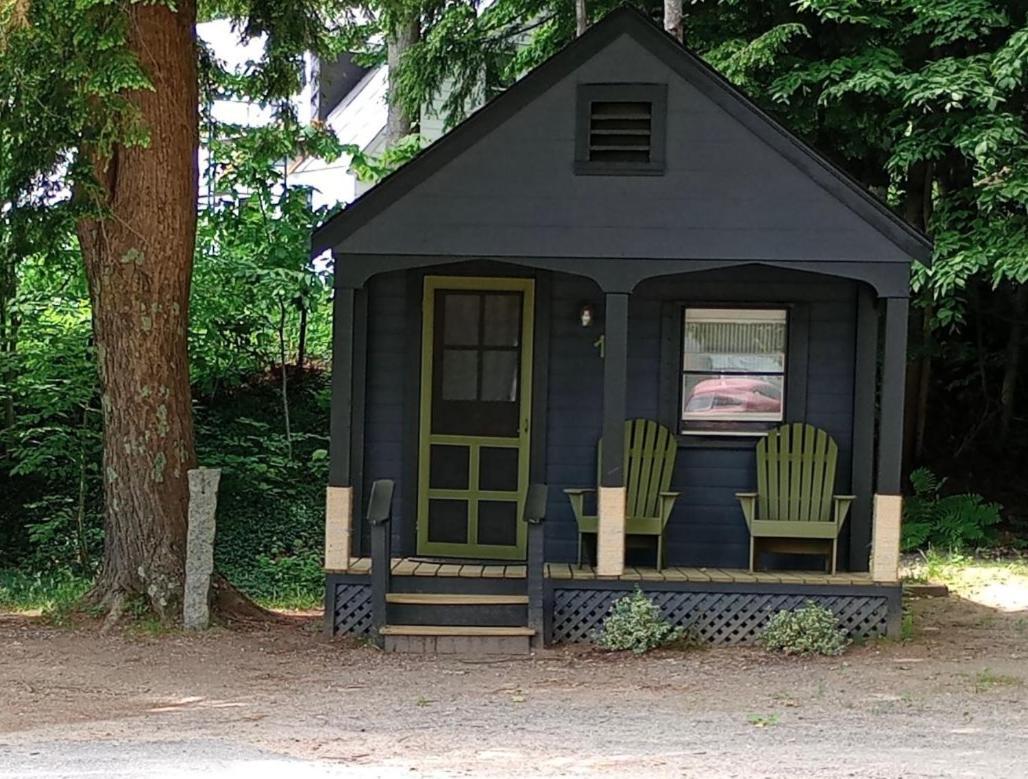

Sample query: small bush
[595,589,685,654]
[902,468,1002,552]
[759,602,849,656]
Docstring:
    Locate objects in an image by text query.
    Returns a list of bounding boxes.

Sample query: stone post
[184,467,221,630]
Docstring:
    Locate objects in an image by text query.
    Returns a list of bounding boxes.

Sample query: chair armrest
[658,491,680,498]
[735,492,758,527]
[563,488,596,496]
[833,494,856,527]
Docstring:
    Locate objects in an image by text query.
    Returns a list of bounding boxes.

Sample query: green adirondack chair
[736,423,854,574]
[565,419,680,571]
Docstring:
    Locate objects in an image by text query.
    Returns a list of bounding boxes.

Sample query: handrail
[523,483,548,648]
[368,479,394,647]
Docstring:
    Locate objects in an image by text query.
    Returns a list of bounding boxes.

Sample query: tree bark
[664,0,683,42]
[296,303,308,370]
[75,1,199,623]
[999,283,1027,443]
[575,0,588,37]
[385,16,420,145]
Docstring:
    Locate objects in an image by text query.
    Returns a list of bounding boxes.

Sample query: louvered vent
[588,100,653,163]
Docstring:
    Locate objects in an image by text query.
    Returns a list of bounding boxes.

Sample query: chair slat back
[597,419,677,519]
[755,423,838,522]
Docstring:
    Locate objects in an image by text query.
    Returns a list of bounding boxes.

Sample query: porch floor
[336,557,874,585]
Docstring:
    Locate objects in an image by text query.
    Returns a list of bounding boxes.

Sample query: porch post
[597,292,629,577]
[849,285,878,572]
[871,296,908,582]
[326,285,357,572]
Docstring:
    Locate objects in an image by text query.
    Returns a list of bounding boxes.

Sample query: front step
[385,593,528,605]
[381,625,535,655]
[386,591,528,627]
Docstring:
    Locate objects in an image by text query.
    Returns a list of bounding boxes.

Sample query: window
[575,84,667,175]
[681,308,788,433]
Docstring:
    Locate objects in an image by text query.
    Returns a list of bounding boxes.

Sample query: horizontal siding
[361,271,408,553]
[545,267,858,568]
[357,264,858,569]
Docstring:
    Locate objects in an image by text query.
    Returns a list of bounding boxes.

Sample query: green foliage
[595,589,686,654]
[759,602,849,656]
[902,468,1002,552]
[196,375,329,605]
[0,568,91,618]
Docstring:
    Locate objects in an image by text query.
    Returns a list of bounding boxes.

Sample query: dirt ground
[1,595,1026,778]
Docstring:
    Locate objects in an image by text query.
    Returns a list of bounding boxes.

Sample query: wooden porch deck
[337,557,874,586]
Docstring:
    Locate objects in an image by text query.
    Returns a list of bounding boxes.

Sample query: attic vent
[588,101,652,163]
[575,84,667,175]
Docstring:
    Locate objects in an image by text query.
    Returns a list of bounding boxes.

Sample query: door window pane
[443,294,480,346]
[430,445,470,490]
[479,446,520,492]
[477,501,518,546]
[441,350,478,400]
[427,499,468,544]
[483,294,521,346]
[481,350,518,401]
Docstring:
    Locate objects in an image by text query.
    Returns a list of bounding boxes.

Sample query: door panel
[417,277,534,559]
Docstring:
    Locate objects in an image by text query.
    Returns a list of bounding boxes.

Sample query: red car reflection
[684,377,781,415]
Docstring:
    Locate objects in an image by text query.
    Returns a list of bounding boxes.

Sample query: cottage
[313,8,931,653]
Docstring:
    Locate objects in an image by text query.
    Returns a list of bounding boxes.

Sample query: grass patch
[0,568,91,622]
[253,591,324,611]
[902,550,1028,612]
[970,668,1023,694]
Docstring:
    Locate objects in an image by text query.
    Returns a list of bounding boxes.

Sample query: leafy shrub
[595,589,685,654]
[759,602,849,656]
[902,468,1002,552]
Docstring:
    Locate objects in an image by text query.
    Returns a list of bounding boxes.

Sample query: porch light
[579,304,595,328]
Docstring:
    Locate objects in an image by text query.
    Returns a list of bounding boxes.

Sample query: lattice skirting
[552,588,891,644]
[332,582,372,636]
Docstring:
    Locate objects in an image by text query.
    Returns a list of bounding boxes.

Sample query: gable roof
[312,7,931,262]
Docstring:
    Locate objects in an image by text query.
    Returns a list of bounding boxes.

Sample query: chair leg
[830,539,838,575]
[749,536,756,572]
[656,535,663,572]
[577,533,583,568]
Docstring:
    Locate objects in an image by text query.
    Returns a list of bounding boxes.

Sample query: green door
[417,276,534,560]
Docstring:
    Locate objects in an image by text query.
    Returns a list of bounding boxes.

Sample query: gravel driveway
[1,595,1025,778]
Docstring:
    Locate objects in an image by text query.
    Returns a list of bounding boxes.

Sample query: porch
[326,554,899,648]
[338,556,878,585]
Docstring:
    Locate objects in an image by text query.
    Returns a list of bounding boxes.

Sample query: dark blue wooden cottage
[313,8,931,652]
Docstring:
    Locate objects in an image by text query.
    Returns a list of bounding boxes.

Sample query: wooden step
[385,593,529,606]
[379,624,535,637]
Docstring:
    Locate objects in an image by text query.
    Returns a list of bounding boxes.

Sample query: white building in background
[198,20,459,213]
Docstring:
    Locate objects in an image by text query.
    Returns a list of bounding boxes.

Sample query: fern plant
[901,468,1002,552]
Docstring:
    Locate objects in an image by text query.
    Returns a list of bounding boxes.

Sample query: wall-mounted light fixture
[579,303,595,328]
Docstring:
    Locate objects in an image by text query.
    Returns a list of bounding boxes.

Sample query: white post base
[325,486,353,571]
[871,493,903,582]
[596,486,626,577]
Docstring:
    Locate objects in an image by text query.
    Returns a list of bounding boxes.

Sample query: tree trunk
[999,283,1027,443]
[0,250,16,433]
[385,16,420,145]
[297,304,308,370]
[575,0,588,37]
[75,0,199,623]
[664,0,683,42]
